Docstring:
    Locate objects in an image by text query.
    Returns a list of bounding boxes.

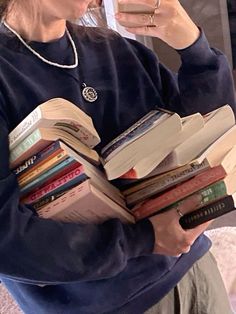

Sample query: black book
[179,194,236,229]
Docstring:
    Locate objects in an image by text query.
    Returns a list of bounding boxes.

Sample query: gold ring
[149,13,155,26]
[176,208,184,218]
[155,0,161,9]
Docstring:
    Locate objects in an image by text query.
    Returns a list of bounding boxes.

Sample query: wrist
[169,21,200,50]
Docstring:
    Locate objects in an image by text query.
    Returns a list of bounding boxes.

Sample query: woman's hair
[0,0,12,20]
[0,0,111,38]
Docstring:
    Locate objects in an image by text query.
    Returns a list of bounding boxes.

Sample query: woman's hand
[115,0,200,50]
[148,196,213,256]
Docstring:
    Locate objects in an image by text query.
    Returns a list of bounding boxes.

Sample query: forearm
[0,172,155,284]
[0,111,155,285]
[160,30,236,116]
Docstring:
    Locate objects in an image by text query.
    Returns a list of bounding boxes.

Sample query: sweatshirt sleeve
[159,30,236,116]
[0,100,154,285]
[126,29,236,116]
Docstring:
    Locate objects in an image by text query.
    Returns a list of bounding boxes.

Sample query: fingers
[154,240,192,257]
[149,208,212,256]
[115,11,165,28]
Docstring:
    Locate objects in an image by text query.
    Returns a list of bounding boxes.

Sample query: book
[37,180,134,224]
[125,160,209,207]
[165,169,236,215]
[125,144,236,206]
[101,110,170,162]
[121,112,206,179]
[18,150,69,187]
[116,1,154,27]
[9,98,100,150]
[103,110,182,180]
[14,140,63,177]
[193,124,236,166]
[32,189,70,211]
[20,141,125,208]
[133,151,236,220]
[21,164,88,205]
[122,159,209,197]
[179,193,236,229]
[10,127,100,169]
[144,122,236,181]
[117,2,154,13]
[19,157,79,196]
[135,105,235,177]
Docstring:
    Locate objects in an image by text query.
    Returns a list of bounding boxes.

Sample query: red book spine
[22,165,84,204]
[120,168,137,179]
[134,165,226,220]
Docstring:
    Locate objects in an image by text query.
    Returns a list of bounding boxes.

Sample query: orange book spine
[18,148,63,182]
[21,165,85,204]
[134,165,226,220]
[19,150,67,187]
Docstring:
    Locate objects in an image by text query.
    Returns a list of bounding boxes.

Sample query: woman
[0,0,235,313]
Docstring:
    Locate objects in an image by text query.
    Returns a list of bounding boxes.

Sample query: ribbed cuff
[177,28,216,67]
[124,219,155,259]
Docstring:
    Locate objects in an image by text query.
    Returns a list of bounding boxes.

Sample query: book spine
[14,140,62,177]
[32,189,70,211]
[9,107,41,150]
[37,182,88,219]
[22,165,87,204]
[10,129,41,164]
[134,165,226,220]
[125,160,209,200]
[18,150,68,187]
[101,111,169,161]
[127,168,224,208]
[165,180,228,213]
[179,196,235,229]
[19,157,78,196]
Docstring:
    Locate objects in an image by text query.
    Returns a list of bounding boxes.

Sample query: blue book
[24,171,88,205]
[20,157,78,197]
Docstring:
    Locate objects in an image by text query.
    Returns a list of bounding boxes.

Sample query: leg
[144,251,233,314]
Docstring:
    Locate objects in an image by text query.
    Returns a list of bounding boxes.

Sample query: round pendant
[82,83,98,103]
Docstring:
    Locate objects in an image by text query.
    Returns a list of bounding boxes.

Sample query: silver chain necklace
[3,21,98,102]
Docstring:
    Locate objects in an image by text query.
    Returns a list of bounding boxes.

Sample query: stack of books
[10,98,236,229]
[119,105,236,229]
[10,98,134,224]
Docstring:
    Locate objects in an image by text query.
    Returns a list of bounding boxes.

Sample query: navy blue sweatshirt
[0,23,235,314]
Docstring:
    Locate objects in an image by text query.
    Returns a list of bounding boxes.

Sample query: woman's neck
[5,14,66,42]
